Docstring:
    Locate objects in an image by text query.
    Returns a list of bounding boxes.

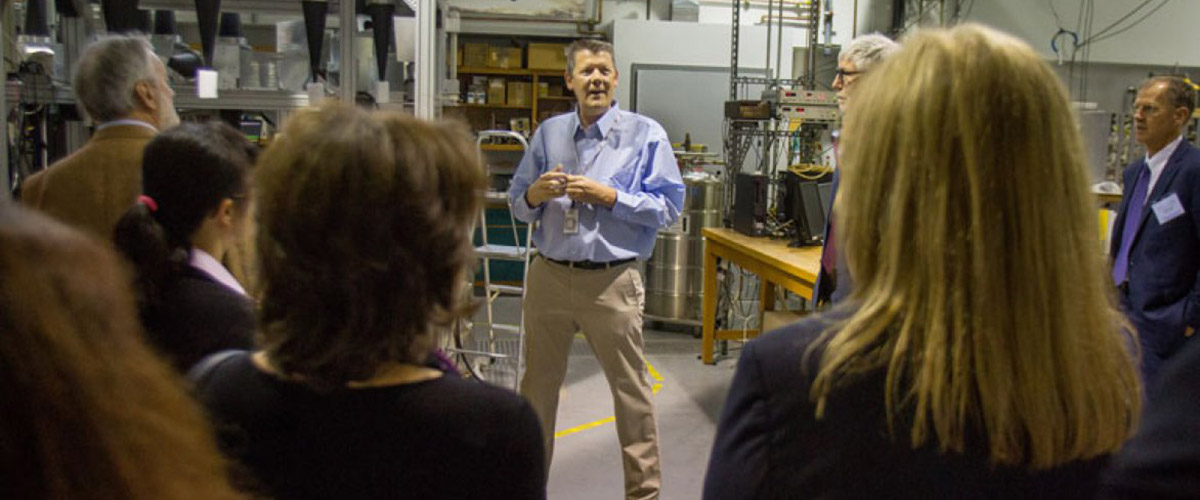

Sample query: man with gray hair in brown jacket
[20,34,178,240]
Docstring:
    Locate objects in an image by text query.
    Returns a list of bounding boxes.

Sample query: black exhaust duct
[219,12,241,38]
[364,0,394,83]
[55,0,84,18]
[137,9,152,32]
[101,0,142,33]
[154,9,177,35]
[24,0,50,37]
[194,0,221,66]
[301,0,329,83]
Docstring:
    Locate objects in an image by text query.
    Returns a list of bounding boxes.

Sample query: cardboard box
[507,81,531,107]
[488,47,523,69]
[528,42,568,70]
[487,78,506,105]
[462,43,488,68]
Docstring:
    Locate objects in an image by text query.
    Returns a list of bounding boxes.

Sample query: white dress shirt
[1144,134,1184,202]
[188,248,248,296]
[96,119,158,133]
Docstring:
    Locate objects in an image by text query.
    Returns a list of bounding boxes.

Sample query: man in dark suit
[1109,76,1200,387]
[813,34,897,306]
[20,35,178,241]
[1101,337,1200,498]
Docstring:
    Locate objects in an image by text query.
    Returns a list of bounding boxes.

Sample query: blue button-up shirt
[508,105,685,261]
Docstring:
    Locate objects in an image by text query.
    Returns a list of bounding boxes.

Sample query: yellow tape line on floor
[555,360,664,439]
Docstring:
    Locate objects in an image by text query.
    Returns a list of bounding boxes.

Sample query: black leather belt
[544,256,636,270]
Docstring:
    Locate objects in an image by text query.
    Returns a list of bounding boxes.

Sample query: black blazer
[1100,336,1200,498]
[1109,140,1200,383]
[142,266,255,373]
[703,313,1109,499]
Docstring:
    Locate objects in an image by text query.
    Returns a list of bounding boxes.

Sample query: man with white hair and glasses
[813,33,899,307]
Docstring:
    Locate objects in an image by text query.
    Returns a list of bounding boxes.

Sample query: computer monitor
[240,120,264,144]
[781,171,833,246]
[817,182,833,220]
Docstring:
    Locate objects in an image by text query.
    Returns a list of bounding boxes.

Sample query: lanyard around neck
[572,113,618,176]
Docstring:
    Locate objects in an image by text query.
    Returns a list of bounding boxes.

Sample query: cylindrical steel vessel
[645,172,724,322]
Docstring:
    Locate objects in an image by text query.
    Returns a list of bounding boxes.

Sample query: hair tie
[137,194,159,213]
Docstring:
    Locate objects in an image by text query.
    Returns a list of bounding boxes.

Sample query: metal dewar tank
[645,172,724,322]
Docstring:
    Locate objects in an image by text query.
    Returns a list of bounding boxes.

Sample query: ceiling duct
[365,0,395,83]
[24,0,51,36]
[301,0,329,83]
[154,9,177,35]
[101,0,143,33]
[194,0,221,66]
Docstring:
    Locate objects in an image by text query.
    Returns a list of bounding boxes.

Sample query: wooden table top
[702,227,823,283]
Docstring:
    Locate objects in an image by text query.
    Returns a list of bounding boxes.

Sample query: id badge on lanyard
[564,127,610,235]
[564,207,580,234]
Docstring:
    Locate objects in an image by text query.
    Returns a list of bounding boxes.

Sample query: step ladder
[458,130,536,389]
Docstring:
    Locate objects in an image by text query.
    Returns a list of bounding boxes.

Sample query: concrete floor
[465,296,740,500]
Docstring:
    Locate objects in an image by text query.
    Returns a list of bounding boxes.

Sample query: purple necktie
[1112,165,1150,284]
[821,215,836,274]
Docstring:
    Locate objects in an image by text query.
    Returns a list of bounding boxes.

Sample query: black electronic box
[732,173,769,236]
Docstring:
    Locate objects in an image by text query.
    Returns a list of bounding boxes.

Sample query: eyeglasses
[835,68,864,80]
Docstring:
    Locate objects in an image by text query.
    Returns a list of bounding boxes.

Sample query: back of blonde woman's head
[816,24,1140,469]
[255,103,486,387]
[0,205,239,500]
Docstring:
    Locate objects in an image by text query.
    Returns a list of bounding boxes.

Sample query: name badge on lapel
[1152,193,1186,225]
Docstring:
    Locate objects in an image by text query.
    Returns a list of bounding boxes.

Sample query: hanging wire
[1082,0,1173,47]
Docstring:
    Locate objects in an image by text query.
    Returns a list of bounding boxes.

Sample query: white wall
[610,19,798,107]
[964,0,1200,67]
[607,1,868,106]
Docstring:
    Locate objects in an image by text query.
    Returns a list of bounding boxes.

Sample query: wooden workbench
[701,227,823,364]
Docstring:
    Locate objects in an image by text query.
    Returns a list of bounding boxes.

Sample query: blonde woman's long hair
[813,24,1140,469]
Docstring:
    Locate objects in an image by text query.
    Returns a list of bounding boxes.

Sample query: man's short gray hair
[1140,76,1197,117]
[72,35,158,123]
[839,33,899,72]
[564,39,615,74]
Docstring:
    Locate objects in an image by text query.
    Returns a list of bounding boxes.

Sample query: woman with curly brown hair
[0,205,240,500]
[192,103,545,499]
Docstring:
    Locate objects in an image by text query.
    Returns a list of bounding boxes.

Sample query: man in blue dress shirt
[508,39,685,500]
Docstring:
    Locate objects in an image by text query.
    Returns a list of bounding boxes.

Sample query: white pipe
[761,20,819,28]
[415,0,437,118]
[759,15,814,22]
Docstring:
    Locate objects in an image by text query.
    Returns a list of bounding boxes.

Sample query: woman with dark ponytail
[114,121,258,373]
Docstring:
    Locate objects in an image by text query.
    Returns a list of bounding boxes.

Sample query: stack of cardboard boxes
[459,42,570,107]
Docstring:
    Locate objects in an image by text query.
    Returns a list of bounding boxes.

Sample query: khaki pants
[519,257,661,500]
